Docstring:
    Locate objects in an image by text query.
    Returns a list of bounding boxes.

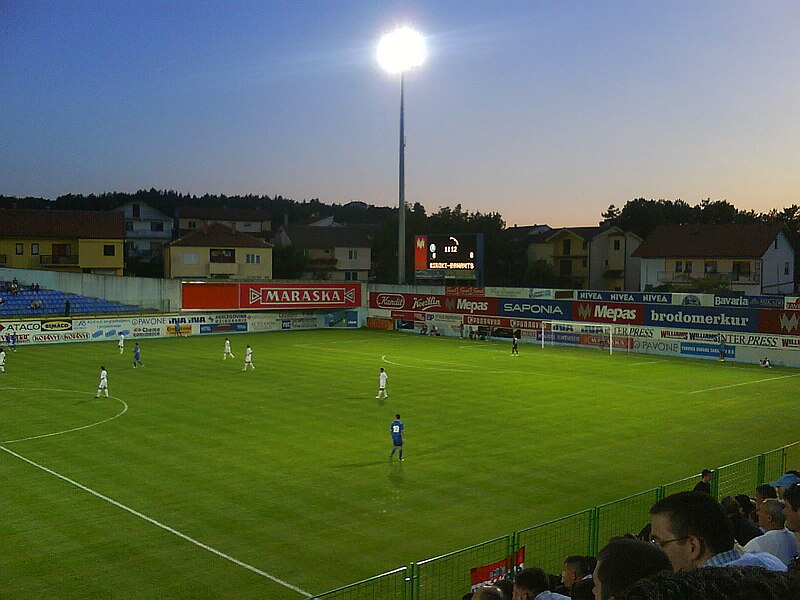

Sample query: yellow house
[164,222,273,280]
[0,208,124,275]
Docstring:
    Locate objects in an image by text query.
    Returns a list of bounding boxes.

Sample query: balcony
[657,271,760,285]
[40,255,79,266]
[207,262,239,276]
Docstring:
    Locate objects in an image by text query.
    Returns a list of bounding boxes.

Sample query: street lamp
[378,26,426,285]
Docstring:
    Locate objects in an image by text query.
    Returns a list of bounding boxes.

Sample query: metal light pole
[398,72,405,285]
[378,27,426,285]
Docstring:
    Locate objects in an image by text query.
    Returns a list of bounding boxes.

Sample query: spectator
[420,323,428,335]
[760,357,773,368]
[34,282,40,292]
[734,494,757,525]
[569,579,594,600]
[556,555,593,595]
[495,579,514,599]
[770,474,800,500]
[592,538,671,600]
[648,491,786,572]
[720,496,761,545]
[512,567,570,600]
[620,566,800,600]
[64,298,71,317]
[744,498,799,565]
[757,484,779,509]
[473,586,504,600]
[693,470,712,494]
[782,484,800,547]
[0,296,5,306]
[29,298,42,310]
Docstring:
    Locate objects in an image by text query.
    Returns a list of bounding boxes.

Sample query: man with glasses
[648,491,786,572]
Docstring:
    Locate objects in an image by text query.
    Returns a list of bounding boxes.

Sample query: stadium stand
[0,282,137,317]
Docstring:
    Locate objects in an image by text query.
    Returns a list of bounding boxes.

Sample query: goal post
[540,321,614,355]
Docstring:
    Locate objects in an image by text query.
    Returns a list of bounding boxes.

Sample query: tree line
[1,191,798,286]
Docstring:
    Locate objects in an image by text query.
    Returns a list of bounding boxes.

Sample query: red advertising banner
[370,292,497,315]
[445,285,485,296]
[758,309,800,335]
[182,283,241,310]
[414,235,428,270]
[241,283,361,310]
[572,301,644,325]
[182,282,361,310]
[470,548,525,591]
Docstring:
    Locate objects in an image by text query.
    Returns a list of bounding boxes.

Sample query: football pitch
[3,329,798,599]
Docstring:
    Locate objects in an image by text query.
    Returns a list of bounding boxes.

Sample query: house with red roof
[632,223,795,295]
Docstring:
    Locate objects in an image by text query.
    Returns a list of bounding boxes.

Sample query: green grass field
[2,329,798,599]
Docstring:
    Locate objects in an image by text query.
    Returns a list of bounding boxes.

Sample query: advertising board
[572,301,644,324]
[498,299,573,320]
[644,305,757,332]
[370,293,498,315]
[182,282,362,310]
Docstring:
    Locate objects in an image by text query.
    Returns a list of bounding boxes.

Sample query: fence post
[588,507,600,556]
[509,531,518,580]
[656,485,665,502]
[757,454,766,485]
[711,469,720,499]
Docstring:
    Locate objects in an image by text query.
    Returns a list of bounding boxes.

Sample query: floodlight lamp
[377,27,426,74]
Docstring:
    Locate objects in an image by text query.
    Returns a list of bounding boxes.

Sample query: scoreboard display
[414,233,484,282]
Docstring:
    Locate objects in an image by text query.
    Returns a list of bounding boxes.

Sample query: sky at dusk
[2,1,799,227]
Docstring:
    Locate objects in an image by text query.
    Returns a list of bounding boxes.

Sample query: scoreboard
[414,233,484,282]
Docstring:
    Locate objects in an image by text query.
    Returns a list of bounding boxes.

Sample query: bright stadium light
[378,26,427,285]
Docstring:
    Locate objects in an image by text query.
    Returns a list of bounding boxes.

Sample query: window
[562,239,571,255]
[685,261,693,273]
[324,249,331,256]
[53,243,72,256]
[126,222,134,231]
[345,271,358,281]
[785,262,790,276]
[210,248,235,263]
[103,245,115,256]
[188,220,197,229]
[613,239,621,250]
[246,253,261,264]
[704,261,718,274]
[132,203,140,218]
[732,261,750,277]
[675,261,683,273]
[348,250,358,260]
[150,221,164,232]
[15,243,23,255]
[182,252,199,265]
[31,243,39,255]
[582,240,588,250]
[559,259,572,276]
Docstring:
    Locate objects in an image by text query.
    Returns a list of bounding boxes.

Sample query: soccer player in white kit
[118,333,125,354]
[376,367,388,399]
[224,338,235,360]
[95,366,109,398]
[0,347,6,373]
[242,345,255,370]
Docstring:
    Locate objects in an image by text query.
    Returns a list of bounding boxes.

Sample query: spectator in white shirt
[743,498,799,566]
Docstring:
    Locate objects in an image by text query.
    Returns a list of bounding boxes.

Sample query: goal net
[540,321,614,355]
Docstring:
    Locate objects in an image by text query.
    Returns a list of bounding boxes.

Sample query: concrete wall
[0,267,181,311]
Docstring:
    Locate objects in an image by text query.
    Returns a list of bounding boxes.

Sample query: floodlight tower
[377,26,427,285]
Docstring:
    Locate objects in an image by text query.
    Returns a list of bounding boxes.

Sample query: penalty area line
[0,445,312,598]
[689,373,800,394]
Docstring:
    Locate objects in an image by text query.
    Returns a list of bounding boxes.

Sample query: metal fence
[313,442,799,599]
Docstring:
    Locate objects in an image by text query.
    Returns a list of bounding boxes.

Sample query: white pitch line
[0,446,312,598]
[689,373,800,394]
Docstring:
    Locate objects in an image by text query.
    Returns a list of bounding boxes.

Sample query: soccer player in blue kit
[389,413,404,462]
